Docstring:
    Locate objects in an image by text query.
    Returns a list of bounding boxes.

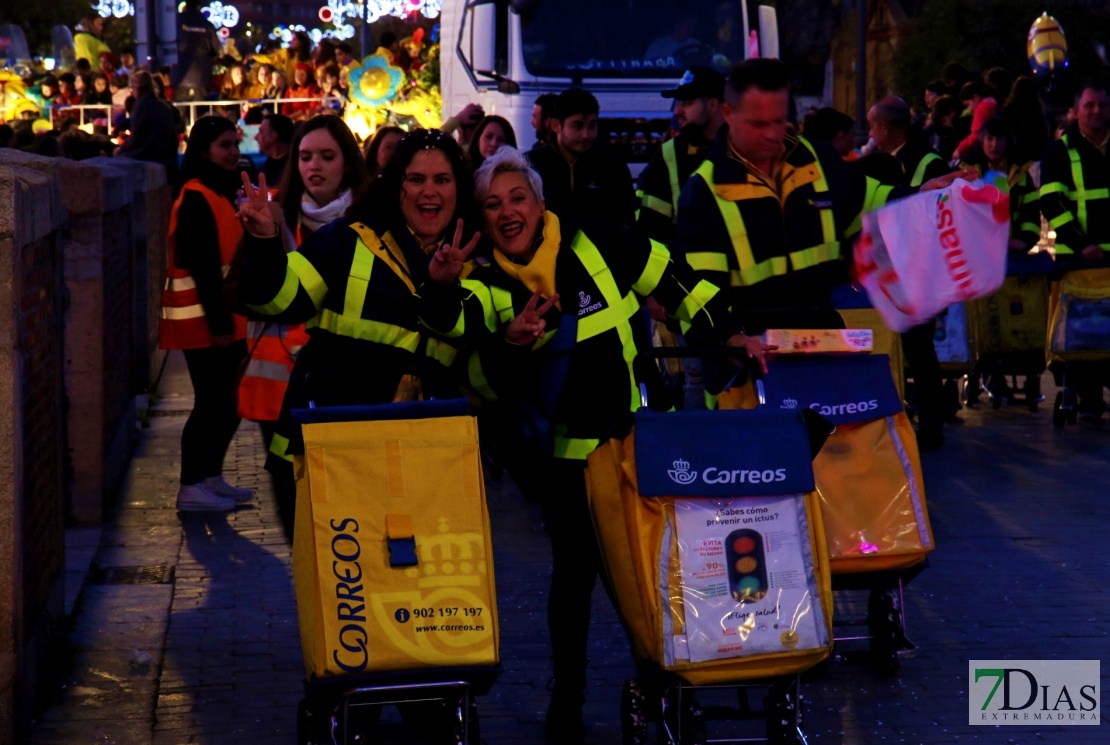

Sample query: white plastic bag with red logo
[854,176,1009,332]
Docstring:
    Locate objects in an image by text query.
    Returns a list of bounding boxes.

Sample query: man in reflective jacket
[1040,83,1110,420]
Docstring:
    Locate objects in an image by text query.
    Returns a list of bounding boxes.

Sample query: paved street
[22,352,1110,744]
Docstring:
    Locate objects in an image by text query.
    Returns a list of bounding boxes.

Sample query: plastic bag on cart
[1048,267,1110,360]
[290,400,500,679]
[585,408,834,685]
[759,355,934,573]
[854,175,1009,332]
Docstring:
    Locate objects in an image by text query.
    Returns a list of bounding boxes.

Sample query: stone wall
[0,152,170,742]
[0,162,66,745]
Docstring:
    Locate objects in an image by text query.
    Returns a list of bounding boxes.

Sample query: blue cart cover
[291,398,471,425]
[634,409,815,497]
[758,355,902,426]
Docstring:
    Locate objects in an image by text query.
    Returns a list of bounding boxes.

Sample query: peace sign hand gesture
[429,219,482,285]
[237,171,277,238]
[506,290,559,345]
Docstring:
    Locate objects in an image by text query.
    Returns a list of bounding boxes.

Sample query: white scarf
[300,188,353,234]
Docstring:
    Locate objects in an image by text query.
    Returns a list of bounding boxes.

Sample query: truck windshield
[518,0,747,77]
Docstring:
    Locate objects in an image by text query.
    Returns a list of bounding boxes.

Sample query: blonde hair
[473,145,544,202]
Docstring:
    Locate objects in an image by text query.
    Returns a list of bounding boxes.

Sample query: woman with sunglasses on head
[234,115,369,541]
[160,115,252,512]
[234,128,477,534]
[420,146,767,741]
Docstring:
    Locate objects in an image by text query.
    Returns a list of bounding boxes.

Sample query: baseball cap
[661,67,725,101]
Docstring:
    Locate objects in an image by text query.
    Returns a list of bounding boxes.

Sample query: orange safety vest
[159,180,247,349]
[237,222,310,421]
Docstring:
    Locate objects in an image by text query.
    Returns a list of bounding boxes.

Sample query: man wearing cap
[636,66,725,246]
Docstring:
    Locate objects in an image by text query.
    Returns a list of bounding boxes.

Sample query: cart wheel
[681,695,707,745]
[765,688,805,745]
[1064,387,1080,425]
[297,697,328,745]
[944,379,961,417]
[1053,392,1066,428]
[465,699,480,745]
[868,586,904,675]
[621,679,650,745]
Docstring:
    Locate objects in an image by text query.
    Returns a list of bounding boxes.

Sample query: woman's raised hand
[237,171,276,238]
[506,290,559,345]
[429,219,481,285]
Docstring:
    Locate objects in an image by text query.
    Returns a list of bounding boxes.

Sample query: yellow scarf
[493,211,562,310]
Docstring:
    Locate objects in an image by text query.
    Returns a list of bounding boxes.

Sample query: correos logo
[667,458,787,486]
[668,458,698,484]
[808,399,879,416]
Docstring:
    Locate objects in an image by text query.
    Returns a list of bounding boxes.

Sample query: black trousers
[901,321,945,433]
[538,458,611,706]
[181,341,247,485]
[261,421,297,543]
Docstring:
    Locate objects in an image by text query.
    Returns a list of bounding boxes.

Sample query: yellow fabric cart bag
[290,400,499,680]
[586,408,834,686]
[1048,267,1110,364]
[967,266,1051,358]
[758,354,934,574]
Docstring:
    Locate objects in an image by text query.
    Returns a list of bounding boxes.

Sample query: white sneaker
[176,483,237,512]
[202,476,254,503]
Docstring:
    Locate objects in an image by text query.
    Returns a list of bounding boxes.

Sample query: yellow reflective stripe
[316,309,421,351]
[662,138,681,216]
[460,278,498,334]
[1019,222,1041,234]
[910,153,941,188]
[466,352,498,401]
[1039,181,1068,196]
[1048,212,1074,229]
[1017,191,1040,206]
[704,389,719,410]
[489,285,516,325]
[269,432,293,462]
[572,232,640,413]
[425,337,458,367]
[1054,243,1075,255]
[686,251,730,273]
[288,252,327,309]
[577,291,639,340]
[796,138,837,245]
[739,256,786,286]
[641,193,673,218]
[632,239,670,296]
[1067,140,1089,233]
[694,161,760,279]
[789,241,840,271]
[677,279,718,324]
[552,430,600,460]
[162,304,204,320]
[1069,188,1110,201]
[345,239,374,320]
[633,188,643,222]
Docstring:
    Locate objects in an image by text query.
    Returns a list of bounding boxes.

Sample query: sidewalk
[25,351,633,745]
[24,352,1110,744]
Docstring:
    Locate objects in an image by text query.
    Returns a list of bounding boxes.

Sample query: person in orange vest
[237,115,369,541]
[160,116,251,512]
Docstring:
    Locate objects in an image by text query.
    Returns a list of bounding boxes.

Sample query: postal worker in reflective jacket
[1039,83,1110,418]
[234,129,473,535]
[673,59,968,412]
[419,146,769,742]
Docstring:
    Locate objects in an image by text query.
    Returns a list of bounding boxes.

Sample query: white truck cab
[439,0,776,173]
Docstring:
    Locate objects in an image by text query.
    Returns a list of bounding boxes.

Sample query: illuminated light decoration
[326,0,441,24]
[269,23,356,44]
[95,0,135,18]
[204,2,240,28]
[348,51,404,108]
[319,7,335,23]
[218,26,231,39]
